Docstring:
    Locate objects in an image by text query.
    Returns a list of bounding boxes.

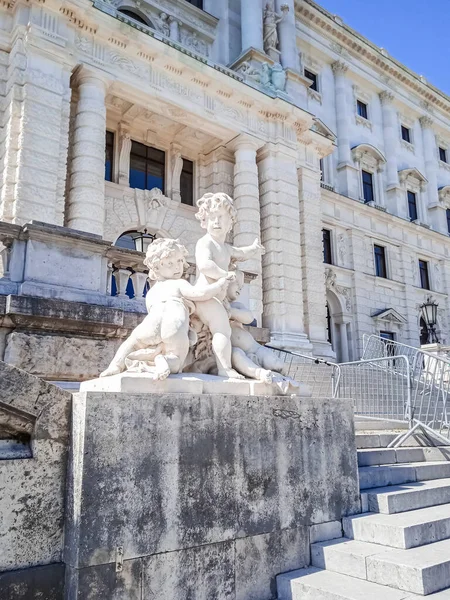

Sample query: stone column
[332,61,355,198]
[258,142,311,352]
[420,116,444,232]
[339,322,350,363]
[66,67,108,236]
[379,92,399,189]
[198,146,234,198]
[168,16,181,43]
[275,0,299,72]
[379,91,401,215]
[118,123,131,186]
[241,0,263,53]
[298,161,333,358]
[229,135,263,323]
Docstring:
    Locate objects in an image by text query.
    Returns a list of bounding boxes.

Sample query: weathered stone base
[0,564,65,600]
[80,372,312,397]
[65,391,360,600]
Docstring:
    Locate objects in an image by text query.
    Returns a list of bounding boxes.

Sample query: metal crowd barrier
[266,346,340,398]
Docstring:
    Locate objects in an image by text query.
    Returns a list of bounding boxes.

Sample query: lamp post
[131,230,156,254]
[420,296,439,344]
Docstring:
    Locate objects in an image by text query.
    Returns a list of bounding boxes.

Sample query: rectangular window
[362,170,374,203]
[186,0,203,7]
[439,147,448,163]
[401,125,411,143]
[408,190,418,221]
[380,331,396,357]
[419,259,430,290]
[180,158,194,206]
[129,141,165,192]
[447,208,450,235]
[357,100,368,120]
[322,229,332,264]
[105,131,114,182]
[374,244,387,278]
[319,158,324,181]
[304,69,318,92]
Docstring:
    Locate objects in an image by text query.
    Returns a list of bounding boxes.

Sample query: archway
[117,8,152,27]
[420,316,429,346]
[111,230,157,299]
[326,289,351,363]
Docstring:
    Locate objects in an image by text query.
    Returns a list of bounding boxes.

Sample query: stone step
[311,537,450,595]
[343,504,450,549]
[355,418,409,431]
[359,461,450,489]
[358,446,450,467]
[355,432,429,449]
[277,567,450,600]
[363,478,450,514]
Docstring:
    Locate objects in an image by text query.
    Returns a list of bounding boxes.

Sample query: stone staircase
[277,428,450,599]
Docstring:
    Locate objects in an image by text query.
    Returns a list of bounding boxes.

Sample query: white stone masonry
[67,67,108,236]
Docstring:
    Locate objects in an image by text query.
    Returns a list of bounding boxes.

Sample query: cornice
[296,0,450,119]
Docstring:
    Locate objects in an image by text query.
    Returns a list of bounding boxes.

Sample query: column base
[310,339,336,361]
[267,331,313,355]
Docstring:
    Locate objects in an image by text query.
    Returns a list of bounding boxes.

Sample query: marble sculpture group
[101,192,297,391]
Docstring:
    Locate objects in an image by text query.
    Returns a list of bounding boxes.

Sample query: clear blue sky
[317,0,450,96]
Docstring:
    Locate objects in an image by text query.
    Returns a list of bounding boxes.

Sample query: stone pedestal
[65,392,360,600]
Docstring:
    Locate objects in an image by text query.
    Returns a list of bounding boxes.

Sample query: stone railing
[94,0,218,60]
[0,221,149,312]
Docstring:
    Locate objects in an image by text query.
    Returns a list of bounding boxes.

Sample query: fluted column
[241,0,263,52]
[229,134,264,322]
[67,67,108,236]
[332,61,354,197]
[379,91,399,189]
[275,0,299,72]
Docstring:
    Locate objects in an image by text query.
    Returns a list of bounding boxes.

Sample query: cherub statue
[226,269,285,377]
[194,192,264,379]
[100,238,231,379]
[263,1,289,55]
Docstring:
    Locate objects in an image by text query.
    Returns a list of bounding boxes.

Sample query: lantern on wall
[420,296,439,344]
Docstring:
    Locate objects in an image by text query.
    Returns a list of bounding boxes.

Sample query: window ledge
[320,181,335,192]
[356,115,372,130]
[439,160,450,171]
[307,88,322,104]
[401,139,415,153]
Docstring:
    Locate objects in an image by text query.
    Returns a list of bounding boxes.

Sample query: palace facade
[0,0,449,379]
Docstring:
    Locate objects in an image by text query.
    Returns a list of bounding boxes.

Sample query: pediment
[351,143,386,165]
[398,167,428,185]
[371,308,407,325]
[311,118,336,141]
[439,185,450,203]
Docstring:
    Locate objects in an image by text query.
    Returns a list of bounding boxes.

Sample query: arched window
[118,9,149,26]
[420,317,429,346]
[111,230,156,299]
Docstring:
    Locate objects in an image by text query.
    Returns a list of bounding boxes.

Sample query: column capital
[227,134,264,153]
[73,65,111,91]
[331,61,348,76]
[379,90,395,105]
[420,115,434,129]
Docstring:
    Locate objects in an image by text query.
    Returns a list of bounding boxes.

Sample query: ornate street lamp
[420,296,439,344]
[130,230,156,254]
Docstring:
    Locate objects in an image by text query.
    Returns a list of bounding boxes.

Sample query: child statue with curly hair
[194,192,264,379]
[100,238,231,380]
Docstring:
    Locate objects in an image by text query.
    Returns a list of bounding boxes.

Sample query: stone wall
[65,391,360,600]
[0,361,72,597]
